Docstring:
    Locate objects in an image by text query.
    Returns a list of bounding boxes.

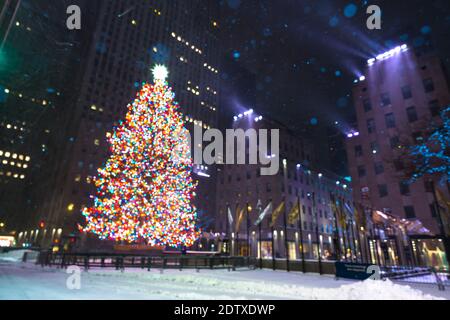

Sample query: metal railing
[37,251,254,272]
[381,265,450,291]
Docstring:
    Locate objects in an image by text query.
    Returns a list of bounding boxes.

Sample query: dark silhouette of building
[0,1,100,241]
[14,1,222,249]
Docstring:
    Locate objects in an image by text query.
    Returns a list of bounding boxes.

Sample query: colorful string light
[80,75,200,248]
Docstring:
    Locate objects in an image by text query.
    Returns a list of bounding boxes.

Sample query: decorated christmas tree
[80,65,200,247]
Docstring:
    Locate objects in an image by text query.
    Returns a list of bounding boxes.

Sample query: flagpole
[255,199,270,269]
[350,217,358,262]
[270,199,275,270]
[246,202,250,258]
[339,198,349,262]
[312,192,322,275]
[367,208,378,264]
[259,214,263,269]
[282,196,290,272]
[354,202,364,263]
[359,203,368,263]
[344,200,356,263]
[330,192,341,262]
[344,199,357,263]
[256,193,263,269]
[297,196,306,273]
[226,203,230,255]
[342,224,349,261]
[371,213,382,265]
[235,203,239,256]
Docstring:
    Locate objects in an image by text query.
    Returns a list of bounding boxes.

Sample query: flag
[353,203,366,230]
[352,203,360,227]
[256,199,263,214]
[287,202,300,225]
[270,201,285,227]
[329,193,338,218]
[344,202,353,216]
[255,201,272,226]
[235,206,245,232]
[227,206,233,226]
[336,197,347,229]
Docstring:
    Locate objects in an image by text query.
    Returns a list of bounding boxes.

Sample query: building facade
[14,0,221,249]
[346,44,450,235]
[214,111,356,262]
[0,0,99,236]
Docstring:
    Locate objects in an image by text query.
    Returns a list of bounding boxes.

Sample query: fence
[37,251,254,271]
[34,251,449,291]
[36,250,338,276]
[381,265,450,291]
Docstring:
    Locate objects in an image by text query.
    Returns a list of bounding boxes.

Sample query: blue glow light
[226,0,241,9]
[420,25,432,35]
[329,16,339,27]
[344,3,358,18]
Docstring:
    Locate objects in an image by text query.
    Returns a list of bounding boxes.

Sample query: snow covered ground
[0,250,448,300]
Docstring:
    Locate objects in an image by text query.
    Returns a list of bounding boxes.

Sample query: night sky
[219,0,450,135]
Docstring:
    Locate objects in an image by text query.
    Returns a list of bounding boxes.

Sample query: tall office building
[24,0,222,249]
[0,0,98,235]
[215,111,355,261]
[346,43,450,235]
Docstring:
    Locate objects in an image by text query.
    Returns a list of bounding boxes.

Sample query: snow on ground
[0,251,448,300]
[0,249,32,262]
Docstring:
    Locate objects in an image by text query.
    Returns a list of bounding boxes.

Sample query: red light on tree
[39,220,45,229]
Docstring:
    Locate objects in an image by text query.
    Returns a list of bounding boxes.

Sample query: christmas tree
[80,65,200,247]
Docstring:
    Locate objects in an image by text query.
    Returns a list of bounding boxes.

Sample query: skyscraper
[30,0,221,249]
[346,43,450,234]
[0,0,99,235]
